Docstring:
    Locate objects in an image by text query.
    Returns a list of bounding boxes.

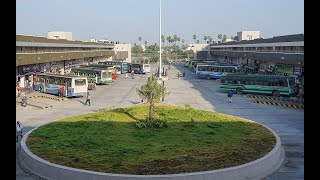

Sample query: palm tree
[177,37,181,47]
[208,36,213,44]
[161,35,165,48]
[222,35,227,42]
[204,36,207,44]
[217,34,222,42]
[136,76,167,121]
[193,34,197,44]
[138,37,142,45]
[181,39,185,45]
[196,39,200,44]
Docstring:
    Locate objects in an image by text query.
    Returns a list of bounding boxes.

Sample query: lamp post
[159,0,162,78]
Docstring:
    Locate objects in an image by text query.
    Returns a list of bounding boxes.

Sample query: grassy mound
[26,103,276,175]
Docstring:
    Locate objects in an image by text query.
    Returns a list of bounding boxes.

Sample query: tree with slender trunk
[196,39,200,44]
[177,37,181,48]
[166,36,171,47]
[161,35,165,49]
[204,36,207,44]
[137,37,142,56]
[136,76,167,121]
[208,36,213,44]
[138,37,142,45]
[222,35,227,42]
[193,34,197,44]
[173,35,177,54]
[217,34,222,42]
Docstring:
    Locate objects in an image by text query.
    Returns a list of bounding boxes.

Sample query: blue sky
[16,0,304,45]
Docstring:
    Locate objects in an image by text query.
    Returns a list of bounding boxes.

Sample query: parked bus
[33,73,88,97]
[196,64,239,79]
[220,74,297,97]
[187,60,196,69]
[128,63,151,74]
[70,67,113,84]
[98,61,128,74]
[184,60,190,67]
[86,64,118,81]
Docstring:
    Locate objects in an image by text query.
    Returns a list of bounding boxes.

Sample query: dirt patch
[27,137,46,144]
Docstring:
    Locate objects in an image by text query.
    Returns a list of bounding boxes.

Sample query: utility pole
[159,0,162,78]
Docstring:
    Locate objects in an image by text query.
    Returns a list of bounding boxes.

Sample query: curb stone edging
[19,121,285,180]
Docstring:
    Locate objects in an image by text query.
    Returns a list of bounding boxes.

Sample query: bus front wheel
[272,90,280,97]
[236,88,243,95]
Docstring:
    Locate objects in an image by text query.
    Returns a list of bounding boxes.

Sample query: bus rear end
[71,77,88,97]
[143,64,151,73]
[101,70,113,84]
[121,63,128,73]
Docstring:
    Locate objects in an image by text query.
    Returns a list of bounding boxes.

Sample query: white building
[186,44,210,60]
[237,31,261,41]
[225,38,235,42]
[108,44,132,63]
[48,32,72,40]
[90,38,98,43]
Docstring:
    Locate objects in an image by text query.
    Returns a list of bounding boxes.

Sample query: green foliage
[135,118,168,128]
[145,44,159,53]
[132,45,143,54]
[136,76,169,121]
[150,57,159,63]
[136,76,167,104]
[222,35,227,42]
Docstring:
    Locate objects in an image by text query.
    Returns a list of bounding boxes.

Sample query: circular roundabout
[19,104,284,180]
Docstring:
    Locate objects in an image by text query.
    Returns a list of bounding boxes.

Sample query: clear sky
[16,0,304,45]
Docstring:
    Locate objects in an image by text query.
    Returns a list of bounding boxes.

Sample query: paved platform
[16,64,304,180]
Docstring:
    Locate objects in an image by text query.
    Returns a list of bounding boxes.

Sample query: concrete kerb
[19,119,285,180]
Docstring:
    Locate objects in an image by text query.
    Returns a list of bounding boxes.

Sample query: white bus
[33,73,88,97]
[129,63,151,74]
[143,64,151,73]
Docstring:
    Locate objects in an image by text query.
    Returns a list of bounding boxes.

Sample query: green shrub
[135,118,168,128]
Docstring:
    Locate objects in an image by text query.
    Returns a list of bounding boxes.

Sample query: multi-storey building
[206,34,304,75]
[16,34,117,76]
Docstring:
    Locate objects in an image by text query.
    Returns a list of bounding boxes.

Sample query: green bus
[70,67,113,85]
[98,61,128,74]
[220,74,297,97]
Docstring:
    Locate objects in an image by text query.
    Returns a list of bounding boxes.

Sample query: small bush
[135,119,168,128]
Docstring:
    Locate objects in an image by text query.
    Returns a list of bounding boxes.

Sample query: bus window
[75,79,86,86]
[279,80,284,86]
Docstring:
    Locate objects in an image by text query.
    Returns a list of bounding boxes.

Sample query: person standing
[227,90,234,103]
[59,87,64,97]
[16,121,23,142]
[29,81,33,93]
[84,92,91,106]
[131,70,135,79]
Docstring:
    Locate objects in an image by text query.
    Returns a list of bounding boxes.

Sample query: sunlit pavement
[16,63,304,180]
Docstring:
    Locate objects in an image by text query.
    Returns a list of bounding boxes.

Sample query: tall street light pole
[159,0,162,78]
